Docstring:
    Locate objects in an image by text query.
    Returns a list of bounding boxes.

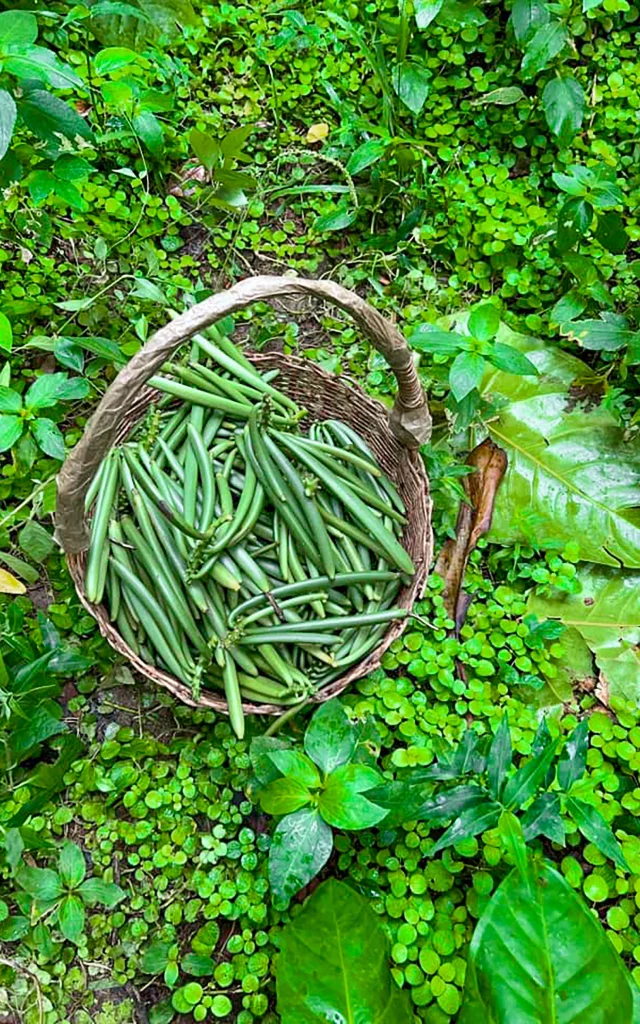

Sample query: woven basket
[56,276,433,716]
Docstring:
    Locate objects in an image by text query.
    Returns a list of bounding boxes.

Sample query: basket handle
[56,275,430,553]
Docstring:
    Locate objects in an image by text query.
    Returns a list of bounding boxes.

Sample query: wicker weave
[59,278,432,716]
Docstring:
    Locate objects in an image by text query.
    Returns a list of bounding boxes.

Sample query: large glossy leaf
[478,327,640,567]
[0,90,16,163]
[276,878,413,1024]
[430,801,502,855]
[318,764,387,830]
[269,808,333,907]
[528,565,640,701]
[459,862,635,1022]
[415,783,487,823]
[542,76,585,146]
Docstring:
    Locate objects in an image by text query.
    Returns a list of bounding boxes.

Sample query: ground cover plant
[2,0,640,1020]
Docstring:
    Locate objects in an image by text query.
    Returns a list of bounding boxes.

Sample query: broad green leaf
[521,793,566,844]
[594,210,628,254]
[410,328,467,354]
[276,878,413,1024]
[78,877,125,907]
[557,720,588,792]
[268,750,321,789]
[15,865,63,902]
[19,90,93,145]
[8,734,84,827]
[189,128,219,170]
[553,165,592,197]
[31,417,66,460]
[459,863,634,1022]
[0,552,39,584]
[53,178,88,212]
[542,77,585,146]
[0,11,38,46]
[0,414,23,451]
[471,86,526,106]
[430,802,501,856]
[9,706,66,761]
[392,61,430,115]
[498,811,530,884]
[502,739,560,810]
[140,940,172,974]
[249,736,290,792]
[415,783,487,823]
[319,764,387,830]
[414,0,444,29]
[0,312,12,355]
[220,124,253,157]
[488,343,538,376]
[58,842,86,889]
[345,140,387,175]
[556,197,593,252]
[549,289,586,325]
[565,316,634,353]
[304,700,357,774]
[54,296,96,312]
[469,303,500,343]
[4,46,84,89]
[0,385,20,413]
[565,797,628,871]
[0,90,16,164]
[487,715,512,799]
[479,329,640,567]
[25,372,90,409]
[510,0,550,42]
[366,779,433,827]
[181,953,215,976]
[18,521,55,563]
[313,204,358,232]
[521,23,568,78]
[133,111,164,155]
[269,808,333,907]
[258,777,312,815]
[58,894,85,943]
[0,568,26,595]
[528,566,640,701]
[54,155,92,182]
[94,46,139,75]
[450,350,485,400]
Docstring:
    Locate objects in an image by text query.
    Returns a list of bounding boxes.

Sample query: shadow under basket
[65,355,432,718]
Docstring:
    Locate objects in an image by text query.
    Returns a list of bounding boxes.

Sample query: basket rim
[66,350,432,717]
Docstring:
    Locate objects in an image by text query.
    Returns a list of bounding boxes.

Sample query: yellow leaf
[0,569,26,595]
[306,122,329,144]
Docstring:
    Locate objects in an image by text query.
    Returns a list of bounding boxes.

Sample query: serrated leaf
[566,317,634,352]
[450,350,486,400]
[528,565,640,702]
[15,866,63,902]
[4,46,84,89]
[269,808,333,907]
[276,879,414,1024]
[510,0,550,42]
[19,90,93,145]
[31,417,66,460]
[521,23,568,78]
[542,77,585,146]
[459,863,635,1022]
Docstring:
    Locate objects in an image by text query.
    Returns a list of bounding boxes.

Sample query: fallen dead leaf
[435,438,508,629]
[306,122,329,144]
[0,569,27,595]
